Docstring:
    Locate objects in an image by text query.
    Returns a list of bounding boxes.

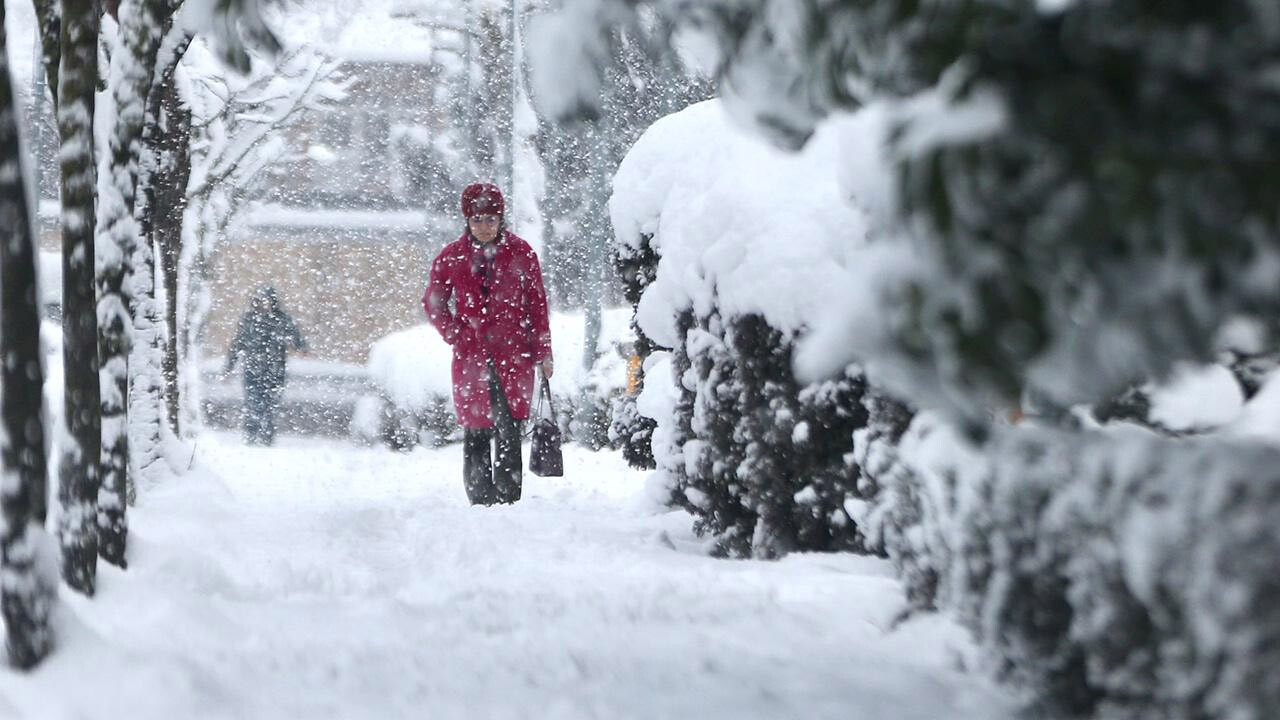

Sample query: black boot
[463,428,496,505]
[488,366,523,504]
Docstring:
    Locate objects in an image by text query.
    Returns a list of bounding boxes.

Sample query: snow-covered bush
[362,324,457,449]
[360,309,633,449]
[553,4,1280,716]
[973,428,1280,720]
[610,230,660,469]
[872,405,1280,720]
[611,99,875,558]
[547,308,633,448]
[849,388,927,606]
[549,0,1280,421]
[608,390,655,468]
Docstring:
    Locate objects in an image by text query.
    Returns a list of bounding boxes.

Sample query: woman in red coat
[423,183,553,505]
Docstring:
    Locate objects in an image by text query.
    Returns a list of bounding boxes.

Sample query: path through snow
[1,433,1014,719]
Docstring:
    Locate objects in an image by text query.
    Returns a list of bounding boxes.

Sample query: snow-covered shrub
[555,5,1280,716]
[547,309,633,448]
[642,304,872,558]
[885,418,1280,720]
[609,391,655,469]
[954,431,1094,718]
[610,99,876,558]
[610,230,661,469]
[731,314,869,558]
[680,308,752,556]
[361,310,632,449]
[361,324,458,450]
[850,388,931,605]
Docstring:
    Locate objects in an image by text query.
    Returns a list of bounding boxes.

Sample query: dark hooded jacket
[226,286,306,391]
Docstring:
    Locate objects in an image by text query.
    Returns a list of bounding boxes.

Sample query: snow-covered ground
[1,434,1012,720]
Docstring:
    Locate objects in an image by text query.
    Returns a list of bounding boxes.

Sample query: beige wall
[204,234,438,365]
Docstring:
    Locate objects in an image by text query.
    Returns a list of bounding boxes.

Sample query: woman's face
[468,213,500,243]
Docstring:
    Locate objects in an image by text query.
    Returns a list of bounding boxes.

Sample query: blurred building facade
[205,55,460,368]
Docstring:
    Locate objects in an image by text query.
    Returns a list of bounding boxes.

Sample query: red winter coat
[423,230,553,428]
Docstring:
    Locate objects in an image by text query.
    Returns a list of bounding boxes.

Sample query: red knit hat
[461,183,505,218]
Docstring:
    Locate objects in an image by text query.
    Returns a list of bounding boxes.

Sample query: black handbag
[529,373,563,477]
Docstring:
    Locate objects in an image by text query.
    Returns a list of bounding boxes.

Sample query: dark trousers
[463,366,523,505]
[243,383,282,446]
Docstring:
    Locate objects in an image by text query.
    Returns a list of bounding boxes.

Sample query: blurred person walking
[225,286,307,446]
[423,183,554,505]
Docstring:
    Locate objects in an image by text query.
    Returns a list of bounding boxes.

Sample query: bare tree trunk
[178,212,209,436]
[151,63,190,437]
[30,0,60,110]
[129,233,164,496]
[57,0,101,596]
[0,7,56,669]
[131,23,188,485]
[97,0,171,561]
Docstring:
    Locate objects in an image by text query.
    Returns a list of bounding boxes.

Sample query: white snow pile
[367,308,635,414]
[610,98,870,348]
[1145,363,1245,431]
[1229,372,1280,440]
[367,323,455,412]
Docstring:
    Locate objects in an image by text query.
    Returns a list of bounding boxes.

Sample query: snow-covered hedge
[855,375,1280,720]
[359,309,633,448]
[609,230,660,470]
[615,96,1280,716]
[612,99,877,557]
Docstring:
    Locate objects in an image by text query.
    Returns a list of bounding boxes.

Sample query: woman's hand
[540,359,554,379]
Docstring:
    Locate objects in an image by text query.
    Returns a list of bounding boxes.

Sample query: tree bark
[96,0,170,566]
[30,0,60,110]
[57,0,101,596]
[0,6,56,669]
[130,21,187,487]
[150,63,190,437]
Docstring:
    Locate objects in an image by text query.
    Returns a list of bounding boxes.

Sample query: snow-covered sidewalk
[1,434,1013,720]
